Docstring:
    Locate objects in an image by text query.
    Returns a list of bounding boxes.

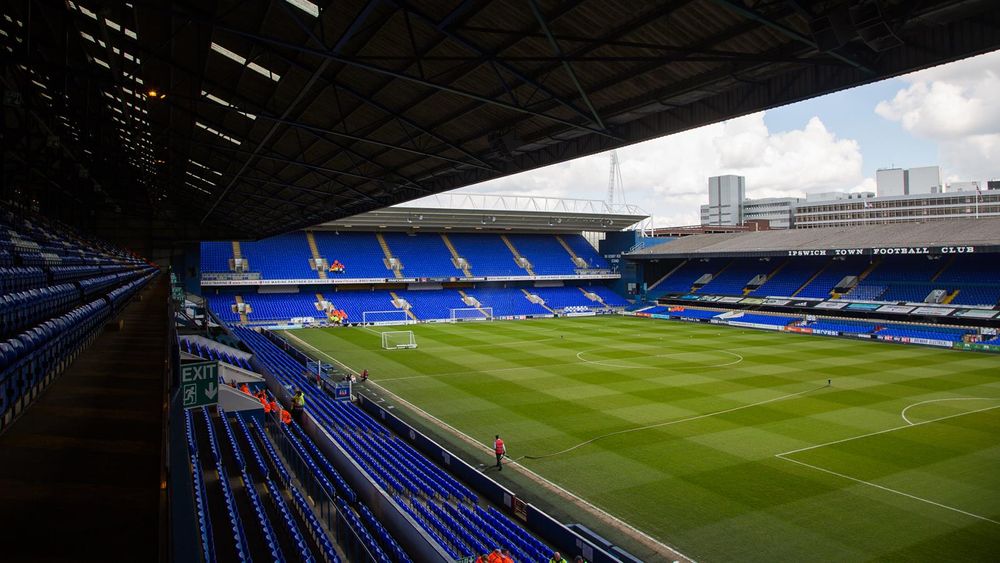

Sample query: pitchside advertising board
[180,360,219,409]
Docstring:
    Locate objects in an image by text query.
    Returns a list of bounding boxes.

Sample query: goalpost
[381,331,417,349]
[449,307,494,322]
[361,310,412,326]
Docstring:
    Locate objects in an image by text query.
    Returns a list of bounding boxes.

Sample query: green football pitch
[281,316,1000,562]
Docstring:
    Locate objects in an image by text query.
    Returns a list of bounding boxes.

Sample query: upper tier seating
[562,234,610,269]
[447,234,523,277]
[507,234,577,275]
[240,233,315,279]
[200,242,232,273]
[381,232,459,278]
[312,232,391,279]
[201,231,612,281]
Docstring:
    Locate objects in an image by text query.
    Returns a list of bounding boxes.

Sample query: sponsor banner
[846,303,882,311]
[680,294,700,300]
[813,329,840,337]
[954,309,998,319]
[814,302,848,310]
[201,273,620,286]
[740,297,765,305]
[727,321,782,330]
[564,311,597,317]
[912,306,954,316]
[650,314,671,320]
[763,298,791,306]
[787,246,979,257]
[878,335,953,348]
[953,342,1000,353]
[202,272,262,281]
[784,326,813,334]
[853,333,871,339]
[634,312,651,318]
[718,296,744,303]
[877,305,915,314]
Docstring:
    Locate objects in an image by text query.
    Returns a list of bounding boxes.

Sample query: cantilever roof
[631,218,1000,258]
[6,1,1000,242]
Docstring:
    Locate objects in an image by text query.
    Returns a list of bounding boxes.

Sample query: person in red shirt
[494,435,506,471]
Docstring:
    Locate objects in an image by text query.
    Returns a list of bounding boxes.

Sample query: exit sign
[180,361,219,409]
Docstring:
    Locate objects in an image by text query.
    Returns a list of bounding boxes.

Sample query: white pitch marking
[777,404,1000,458]
[775,455,1000,526]
[900,397,999,425]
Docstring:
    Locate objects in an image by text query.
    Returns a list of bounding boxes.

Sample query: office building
[701,175,745,225]
[793,190,1000,228]
[875,165,942,196]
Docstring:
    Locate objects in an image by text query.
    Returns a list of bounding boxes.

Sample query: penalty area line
[775,455,1000,526]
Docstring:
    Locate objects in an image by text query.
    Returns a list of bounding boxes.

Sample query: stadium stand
[313,232,393,279]
[240,232,317,279]
[231,326,555,560]
[381,232,461,278]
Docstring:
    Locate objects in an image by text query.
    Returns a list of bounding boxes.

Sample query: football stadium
[2,1,999,562]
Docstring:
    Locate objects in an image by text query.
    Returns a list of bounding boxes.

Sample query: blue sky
[764,79,938,179]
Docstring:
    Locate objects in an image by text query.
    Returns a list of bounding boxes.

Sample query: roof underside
[630,217,1000,258]
[4,0,1000,243]
[314,205,646,232]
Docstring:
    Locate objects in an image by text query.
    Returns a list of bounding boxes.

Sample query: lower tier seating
[232,326,554,560]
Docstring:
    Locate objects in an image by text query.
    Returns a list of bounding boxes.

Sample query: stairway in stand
[376,233,404,279]
[305,231,327,279]
[234,295,249,324]
[441,233,473,277]
[389,291,419,321]
[501,235,536,276]
[556,235,589,268]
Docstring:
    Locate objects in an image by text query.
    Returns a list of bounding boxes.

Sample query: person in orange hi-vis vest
[239,383,250,395]
[269,399,279,414]
[487,548,503,563]
[501,549,514,563]
[261,397,271,413]
[280,409,292,425]
[494,435,506,471]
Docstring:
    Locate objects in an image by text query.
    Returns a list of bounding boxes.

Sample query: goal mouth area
[381,330,417,350]
[362,310,412,326]
[449,307,494,322]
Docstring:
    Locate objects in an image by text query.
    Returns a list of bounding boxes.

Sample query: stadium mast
[607,150,627,206]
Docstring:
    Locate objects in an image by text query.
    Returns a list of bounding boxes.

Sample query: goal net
[381,331,417,349]
[450,307,493,322]
[362,310,411,326]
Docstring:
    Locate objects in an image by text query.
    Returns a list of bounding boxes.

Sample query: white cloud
[875,50,1000,184]
[423,112,866,226]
